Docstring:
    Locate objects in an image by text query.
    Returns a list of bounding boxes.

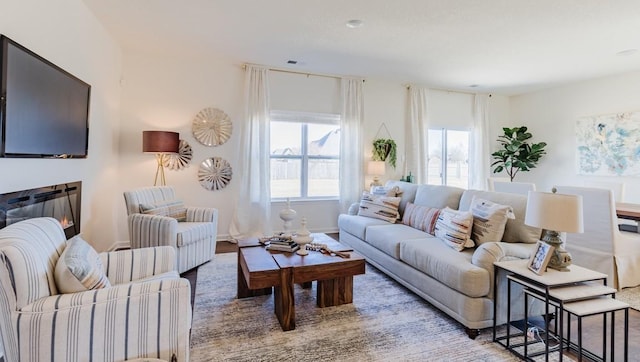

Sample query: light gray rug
[189,252,525,362]
[617,286,640,311]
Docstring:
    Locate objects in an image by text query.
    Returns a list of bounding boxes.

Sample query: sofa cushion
[402,202,441,235]
[400,238,490,298]
[55,236,111,293]
[176,222,216,247]
[414,184,465,209]
[357,192,401,223]
[365,224,433,259]
[434,207,475,251]
[140,200,187,222]
[460,190,541,244]
[338,214,390,240]
[469,197,515,246]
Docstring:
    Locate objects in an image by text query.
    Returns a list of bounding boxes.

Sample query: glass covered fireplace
[0,181,81,239]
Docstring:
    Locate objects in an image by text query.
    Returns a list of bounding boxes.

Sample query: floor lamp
[142,130,179,186]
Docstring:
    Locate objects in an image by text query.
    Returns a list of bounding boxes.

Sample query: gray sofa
[338,181,544,338]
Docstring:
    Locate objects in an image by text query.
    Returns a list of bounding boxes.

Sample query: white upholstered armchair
[0,217,192,362]
[124,186,218,273]
[554,186,640,289]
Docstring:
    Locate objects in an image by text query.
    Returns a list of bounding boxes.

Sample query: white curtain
[470,93,491,190]
[339,78,364,213]
[406,86,429,184]
[229,65,272,240]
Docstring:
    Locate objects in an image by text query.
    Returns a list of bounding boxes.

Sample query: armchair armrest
[186,207,218,223]
[128,213,178,248]
[101,246,176,285]
[19,278,191,361]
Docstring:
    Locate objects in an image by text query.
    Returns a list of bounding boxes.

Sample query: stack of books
[265,237,300,253]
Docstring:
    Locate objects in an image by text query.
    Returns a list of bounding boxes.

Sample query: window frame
[428,127,471,188]
[270,110,341,201]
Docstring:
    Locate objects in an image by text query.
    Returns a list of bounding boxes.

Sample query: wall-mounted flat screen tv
[0,35,90,158]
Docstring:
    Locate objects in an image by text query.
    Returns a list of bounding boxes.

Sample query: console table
[493,260,629,361]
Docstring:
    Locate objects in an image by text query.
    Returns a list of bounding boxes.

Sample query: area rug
[189,252,526,362]
[617,286,640,311]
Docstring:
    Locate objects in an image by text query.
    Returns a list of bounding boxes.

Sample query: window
[427,129,470,188]
[270,111,340,200]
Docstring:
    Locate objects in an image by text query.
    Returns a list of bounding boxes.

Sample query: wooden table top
[616,202,640,221]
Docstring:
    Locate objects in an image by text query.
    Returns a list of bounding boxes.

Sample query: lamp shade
[524,191,584,233]
[367,161,386,176]
[142,131,179,154]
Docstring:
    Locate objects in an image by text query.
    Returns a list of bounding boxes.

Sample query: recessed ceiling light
[346,19,364,29]
[616,49,638,56]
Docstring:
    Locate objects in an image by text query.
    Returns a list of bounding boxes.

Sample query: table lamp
[142,130,179,186]
[367,160,386,190]
[524,189,584,271]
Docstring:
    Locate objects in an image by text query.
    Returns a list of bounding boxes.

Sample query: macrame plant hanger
[373,123,394,161]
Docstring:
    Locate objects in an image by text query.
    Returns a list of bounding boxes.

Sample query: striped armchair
[0,218,192,362]
[123,186,218,273]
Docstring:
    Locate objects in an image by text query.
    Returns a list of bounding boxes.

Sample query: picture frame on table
[528,241,554,275]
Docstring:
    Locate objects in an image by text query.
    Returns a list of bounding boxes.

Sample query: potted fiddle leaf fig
[372,138,397,169]
[491,126,547,182]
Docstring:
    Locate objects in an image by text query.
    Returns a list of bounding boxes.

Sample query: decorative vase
[279,198,297,237]
[293,217,314,256]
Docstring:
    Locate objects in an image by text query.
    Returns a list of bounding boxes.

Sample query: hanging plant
[372,138,397,169]
[491,126,547,182]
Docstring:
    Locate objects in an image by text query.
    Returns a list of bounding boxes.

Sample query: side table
[493,259,629,361]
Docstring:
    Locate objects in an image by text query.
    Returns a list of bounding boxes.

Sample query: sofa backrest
[460,190,541,244]
[414,184,465,209]
[123,186,177,215]
[384,181,420,215]
[0,218,66,309]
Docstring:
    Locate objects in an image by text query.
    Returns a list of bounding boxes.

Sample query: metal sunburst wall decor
[163,139,193,170]
[192,107,233,147]
[197,157,233,191]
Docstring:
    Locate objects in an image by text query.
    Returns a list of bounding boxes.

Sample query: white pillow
[140,200,187,221]
[469,197,515,246]
[370,185,402,197]
[434,207,475,251]
[357,192,401,223]
[55,236,111,294]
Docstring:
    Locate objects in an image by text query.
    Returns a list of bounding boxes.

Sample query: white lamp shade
[525,191,584,233]
[367,161,386,176]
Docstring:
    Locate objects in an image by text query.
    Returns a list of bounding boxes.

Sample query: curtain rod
[242,63,365,81]
[405,84,492,97]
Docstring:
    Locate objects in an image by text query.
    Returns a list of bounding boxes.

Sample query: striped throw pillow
[434,207,475,251]
[469,197,515,246]
[140,200,187,221]
[55,236,111,293]
[402,202,441,235]
[357,192,401,223]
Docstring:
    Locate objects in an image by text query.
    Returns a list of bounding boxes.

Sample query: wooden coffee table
[237,233,365,331]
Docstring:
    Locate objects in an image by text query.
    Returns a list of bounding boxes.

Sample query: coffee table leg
[317,276,353,307]
[237,250,272,298]
[274,266,295,331]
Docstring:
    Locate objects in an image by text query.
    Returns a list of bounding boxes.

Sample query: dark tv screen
[0,35,90,158]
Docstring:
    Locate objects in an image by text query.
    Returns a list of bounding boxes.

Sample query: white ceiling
[82,0,640,95]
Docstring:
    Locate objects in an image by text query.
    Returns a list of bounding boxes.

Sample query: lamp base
[541,230,572,272]
[369,176,382,191]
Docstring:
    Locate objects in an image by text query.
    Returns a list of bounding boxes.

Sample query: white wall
[510,71,640,202]
[117,56,411,241]
[0,0,123,252]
